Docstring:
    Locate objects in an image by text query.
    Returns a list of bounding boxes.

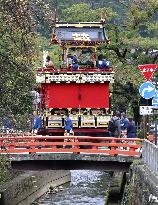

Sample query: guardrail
[143,140,158,176]
[37,67,114,73]
[0,135,142,157]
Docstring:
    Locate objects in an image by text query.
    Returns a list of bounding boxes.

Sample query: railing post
[110,138,116,156]
[143,139,158,176]
[73,136,80,154]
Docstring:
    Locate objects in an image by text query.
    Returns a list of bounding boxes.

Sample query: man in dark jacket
[108,112,121,137]
[72,55,79,70]
[127,117,137,138]
[120,113,129,129]
[120,112,129,137]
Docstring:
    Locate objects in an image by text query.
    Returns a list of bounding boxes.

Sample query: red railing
[37,67,113,73]
[0,135,143,157]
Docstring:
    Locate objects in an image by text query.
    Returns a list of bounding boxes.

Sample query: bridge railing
[142,140,158,176]
[0,135,142,157]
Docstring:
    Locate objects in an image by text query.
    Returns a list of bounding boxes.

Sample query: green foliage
[0,0,52,129]
[62,3,117,22]
[32,36,62,68]
[132,160,141,165]
[137,130,145,139]
[0,156,22,185]
[0,156,12,183]
[1,0,158,128]
[100,0,158,118]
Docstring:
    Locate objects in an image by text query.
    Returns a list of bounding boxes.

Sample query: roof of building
[51,21,109,46]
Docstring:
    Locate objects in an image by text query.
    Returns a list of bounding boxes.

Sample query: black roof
[51,22,108,44]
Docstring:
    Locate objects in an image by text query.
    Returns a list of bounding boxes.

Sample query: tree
[60,1,158,121]
[1,0,157,127]
[107,0,158,119]
[61,3,116,22]
[0,0,52,129]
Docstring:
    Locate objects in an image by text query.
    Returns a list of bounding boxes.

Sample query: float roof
[51,21,109,46]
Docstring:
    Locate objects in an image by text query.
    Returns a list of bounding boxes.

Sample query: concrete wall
[0,170,71,205]
[106,172,126,205]
[125,164,158,205]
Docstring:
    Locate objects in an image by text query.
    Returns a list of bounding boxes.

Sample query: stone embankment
[122,164,158,205]
[105,172,126,205]
[0,170,71,205]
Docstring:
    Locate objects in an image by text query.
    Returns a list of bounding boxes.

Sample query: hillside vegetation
[0,0,158,127]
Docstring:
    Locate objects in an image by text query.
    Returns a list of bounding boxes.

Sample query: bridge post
[30,145,36,154]
[10,145,15,150]
[72,136,80,154]
[74,136,79,149]
[110,138,116,156]
[129,145,136,152]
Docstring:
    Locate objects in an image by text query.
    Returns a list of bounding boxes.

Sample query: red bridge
[0,134,143,171]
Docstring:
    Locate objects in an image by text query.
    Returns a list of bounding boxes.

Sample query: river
[34,170,111,205]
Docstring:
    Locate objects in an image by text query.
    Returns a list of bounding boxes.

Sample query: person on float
[72,55,79,70]
[102,57,112,70]
[45,56,54,67]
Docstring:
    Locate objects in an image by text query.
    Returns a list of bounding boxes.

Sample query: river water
[35,170,111,205]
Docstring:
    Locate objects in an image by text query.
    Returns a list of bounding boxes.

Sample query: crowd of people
[42,54,112,70]
[66,54,112,70]
[32,113,74,136]
[63,111,137,139]
[1,109,136,138]
[108,111,137,138]
[30,110,137,138]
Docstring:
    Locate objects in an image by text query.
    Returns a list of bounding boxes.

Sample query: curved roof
[51,22,109,45]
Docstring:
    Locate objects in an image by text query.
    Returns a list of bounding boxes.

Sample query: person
[127,117,137,138]
[45,56,54,68]
[85,60,94,67]
[63,115,74,149]
[64,115,73,135]
[31,87,40,110]
[32,111,42,134]
[108,112,121,137]
[120,112,129,137]
[68,54,74,66]
[72,55,79,70]
[2,116,12,129]
[102,58,112,69]
[96,55,112,70]
[96,55,103,68]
